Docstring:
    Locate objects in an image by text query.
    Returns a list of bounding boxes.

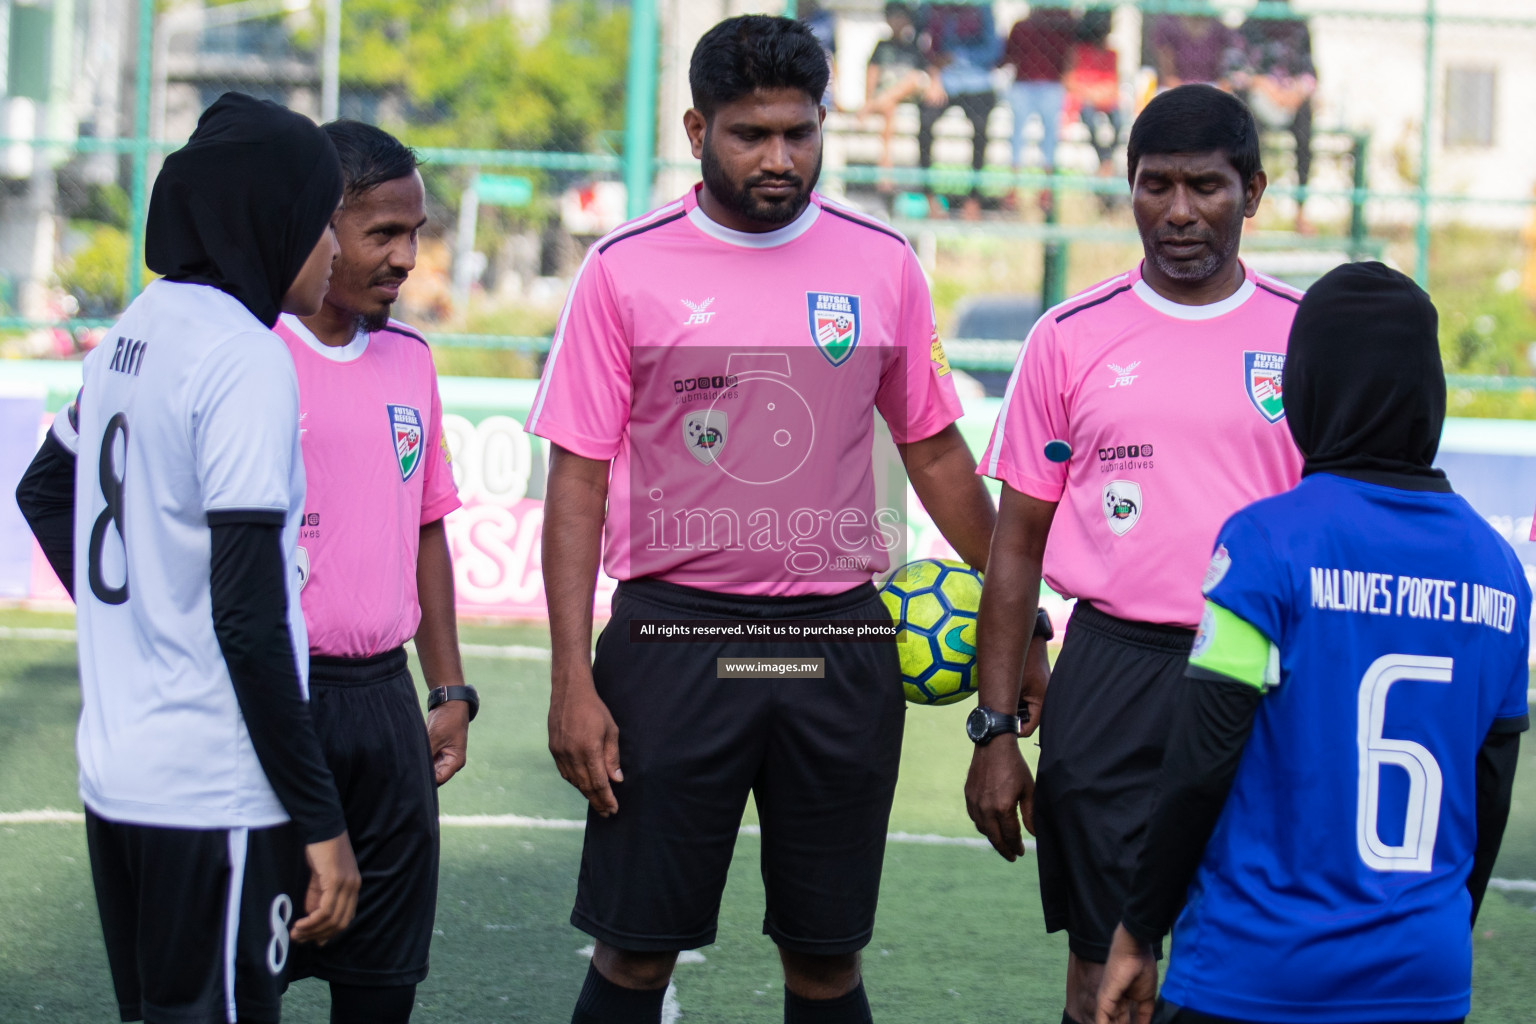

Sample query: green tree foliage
[334,0,628,152]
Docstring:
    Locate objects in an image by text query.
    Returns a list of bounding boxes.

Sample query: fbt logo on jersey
[1107,361,1141,388]
[388,404,423,481]
[681,297,716,325]
[807,292,860,366]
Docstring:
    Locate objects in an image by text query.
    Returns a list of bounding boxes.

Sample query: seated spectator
[917,2,1002,220]
[1151,14,1239,89]
[859,2,928,188]
[1066,8,1122,186]
[801,0,839,108]
[1002,4,1075,191]
[1233,0,1317,232]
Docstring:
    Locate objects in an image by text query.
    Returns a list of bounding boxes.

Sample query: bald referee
[968,86,1303,1024]
[527,16,1006,1024]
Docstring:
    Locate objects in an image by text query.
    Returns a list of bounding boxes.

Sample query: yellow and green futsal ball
[877,558,983,706]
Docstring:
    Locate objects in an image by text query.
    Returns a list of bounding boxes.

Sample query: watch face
[966,707,989,742]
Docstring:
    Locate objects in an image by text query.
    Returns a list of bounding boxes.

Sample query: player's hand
[1018,635,1051,738]
[427,699,470,786]
[292,831,361,946]
[548,674,622,817]
[1096,924,1158,1024]
[964,737,1034,861]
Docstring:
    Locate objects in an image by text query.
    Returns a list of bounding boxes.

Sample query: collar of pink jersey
[682,183,823,249]
[1129,259,1259,321]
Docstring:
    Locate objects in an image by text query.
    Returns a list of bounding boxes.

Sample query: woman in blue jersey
[1097,262,1529,1024]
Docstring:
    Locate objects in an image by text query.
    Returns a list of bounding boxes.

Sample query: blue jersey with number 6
[1163,472,1530,1023]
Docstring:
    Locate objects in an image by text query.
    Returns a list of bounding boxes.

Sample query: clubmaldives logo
[1102,480,1142,536]
[388,404,423,481]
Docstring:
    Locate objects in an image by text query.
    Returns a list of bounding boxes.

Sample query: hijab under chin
[144,92,342,329]
[1282,261,1450,490]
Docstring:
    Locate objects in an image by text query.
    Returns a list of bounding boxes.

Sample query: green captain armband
[1188,601,1280,692]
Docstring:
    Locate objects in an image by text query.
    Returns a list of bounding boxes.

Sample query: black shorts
[1033,601,1194,963]
[573,578,905,955]
[1152,999,1464,1024]
[85,811,306,1024]
[288,648,440,987]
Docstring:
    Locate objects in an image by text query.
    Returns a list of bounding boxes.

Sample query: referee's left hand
[428,700,470,786]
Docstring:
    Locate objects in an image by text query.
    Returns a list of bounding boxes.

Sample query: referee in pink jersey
[527,16,1008,1024]
[966,86,1304,1024]
[272,121,469,1024]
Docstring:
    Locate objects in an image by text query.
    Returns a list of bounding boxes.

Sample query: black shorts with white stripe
[85,810,306,1024]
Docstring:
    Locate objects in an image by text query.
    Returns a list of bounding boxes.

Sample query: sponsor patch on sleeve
[1202,543,1232,594]
[930,330,951,377]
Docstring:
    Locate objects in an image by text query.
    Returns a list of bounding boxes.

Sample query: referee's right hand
[292,831,361,945]
[549,673,623,817]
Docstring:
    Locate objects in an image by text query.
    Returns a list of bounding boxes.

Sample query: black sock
[328,981,416,1024]
[784,981,873,1024]
[571,963,667,1024]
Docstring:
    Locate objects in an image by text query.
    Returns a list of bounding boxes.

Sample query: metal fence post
[1414,0,1436,287]
[1349,131,1370,262]
[126,0,154,304]
[622,0,659,220]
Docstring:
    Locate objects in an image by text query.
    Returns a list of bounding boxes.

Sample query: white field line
[449,642,549,661]
[0,626,77,642]
[5,808,1533,892]
[0,627,550,662]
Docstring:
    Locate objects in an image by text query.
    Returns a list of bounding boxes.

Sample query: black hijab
[1282,261,1451,491]
[145,92,342,329]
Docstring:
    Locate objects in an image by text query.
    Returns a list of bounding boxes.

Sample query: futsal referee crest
[388,404,424,481]
[807,292,860,366]
[1244,351,1286,423]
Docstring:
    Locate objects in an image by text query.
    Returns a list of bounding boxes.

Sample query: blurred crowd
[806,2,1316,230]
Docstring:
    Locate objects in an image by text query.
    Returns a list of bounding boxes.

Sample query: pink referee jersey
[276,314,461,656]
[980,262,1304,627]
[525,185,962,595]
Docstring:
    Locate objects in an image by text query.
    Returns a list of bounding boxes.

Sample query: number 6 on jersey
[1356,653,1453,873]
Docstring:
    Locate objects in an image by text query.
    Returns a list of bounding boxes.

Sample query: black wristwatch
[427,684,480,722]
[1032,607,1054,642]
[966,705,1021,746]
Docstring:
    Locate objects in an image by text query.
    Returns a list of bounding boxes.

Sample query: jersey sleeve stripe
[1055,283,1132,323]
[384,321,429,345]
[529,201,684,432]
[982,273,1130,478]
[528,199,687,430]
[597,208,686,254]
[1254,279,1303,304]
[206,508,287,526]
[525,243,602,436]
[1490,713,1530,734]
[819,202,907,244]
[1254,272,1306,298]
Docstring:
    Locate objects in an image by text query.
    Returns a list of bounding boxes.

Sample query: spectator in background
[1001,4,1076,210]
[917,2,1002,220]
[1232,0,1317,233]
[801,0,839,108]
[1067,9,1122,191]
[860,2,928,189]
[1151,14,1239,89]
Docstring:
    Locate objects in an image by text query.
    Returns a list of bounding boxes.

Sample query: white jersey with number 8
[59,279,309,829]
